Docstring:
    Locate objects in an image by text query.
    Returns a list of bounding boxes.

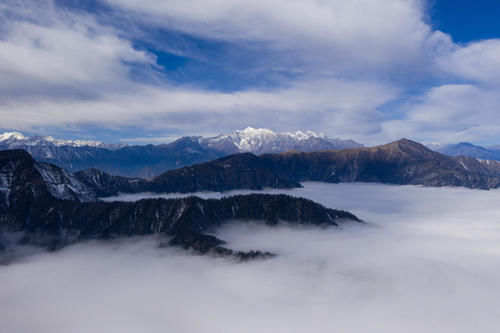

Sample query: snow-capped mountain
[202,127,363,154]
[0,128,362,178]
[0,150,95,212]
[0,131,127,150]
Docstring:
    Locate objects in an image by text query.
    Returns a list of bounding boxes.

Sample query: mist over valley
[2,183,500,332]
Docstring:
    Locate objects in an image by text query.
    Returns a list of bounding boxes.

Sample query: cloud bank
[2,183,500,332]
[1,0,500,144]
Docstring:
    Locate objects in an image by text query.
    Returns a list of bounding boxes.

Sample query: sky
[3,182,500,332]
[0,0,499,145]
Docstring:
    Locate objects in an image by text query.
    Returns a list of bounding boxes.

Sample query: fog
[3,183,500,332]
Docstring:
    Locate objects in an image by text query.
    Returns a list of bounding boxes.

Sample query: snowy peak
[237,127,276,137]
[0,131,26,142]
[232,127,322,142]
[0,128,362,178]
[287,130,323,141]
[36,135,102,148]
[204,127,362,155]
[0,131,127,150]
[229,127,281,151]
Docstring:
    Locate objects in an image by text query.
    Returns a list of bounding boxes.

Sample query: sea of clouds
[2,182,500,332]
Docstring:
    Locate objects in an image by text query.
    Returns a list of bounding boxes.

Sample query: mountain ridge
[0,150,360,258]
[71,139,500,196]
[428,141,500,161]
[0,128,363,178]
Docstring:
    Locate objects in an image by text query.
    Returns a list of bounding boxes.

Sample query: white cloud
[381,84,500,143]
[437,39,500,86]
[0,0,401,141]
[0,0,499,144]
[378,36,500,144]
[103,0,442,75]
[0,0,156,99]
[0,22,150,84]
[3,183,500,332]
[0,78,396,140]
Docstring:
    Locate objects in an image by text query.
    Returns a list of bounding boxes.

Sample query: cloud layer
[0,0,500,144]
[2,183,500,332]
[103,0,439,73]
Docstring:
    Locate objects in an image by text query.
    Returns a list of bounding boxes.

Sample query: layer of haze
[2,182,500,332]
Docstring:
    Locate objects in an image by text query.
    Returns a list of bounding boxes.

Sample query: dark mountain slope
[0,137,225,178]
[149,153,300,193]
[258,139,500,188]
[0,194,358,251]
[76,139,500,195]
[75,153,300,197]
[41,138,225,178]
[0,150,95,214]
[73,168,143,197]
[0,150,359,258]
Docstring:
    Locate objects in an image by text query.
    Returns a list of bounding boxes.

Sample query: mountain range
[8,129,500,182]
[74,139,500,196]
[3,138,500,258]
[428,142,500,161]
[0,131,127,150]
[0,128,363,178]
[0,150,359,258]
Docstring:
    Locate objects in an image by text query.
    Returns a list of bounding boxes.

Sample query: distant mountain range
[427,142,500,161]
[0,131,127,150]
[200,127,363,154]
[0,128,363,178]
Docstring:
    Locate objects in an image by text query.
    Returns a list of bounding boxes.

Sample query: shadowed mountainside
[258,139,500,189]
[75,139,500,195]
[0,150,359,259]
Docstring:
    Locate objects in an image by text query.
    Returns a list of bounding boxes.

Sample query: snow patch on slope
[34,163,96,202]
[0,132,26,142]
[0,164,14,209]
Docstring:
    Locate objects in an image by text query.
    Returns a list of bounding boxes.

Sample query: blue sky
[430,0,500,43]
[0,0,500,145]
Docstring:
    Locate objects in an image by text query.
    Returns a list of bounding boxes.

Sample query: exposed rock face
[477,159,500,174]
[34,163,96,202]
[0,150,95,212]
[0,150,360,258]
[73,168,142,197]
